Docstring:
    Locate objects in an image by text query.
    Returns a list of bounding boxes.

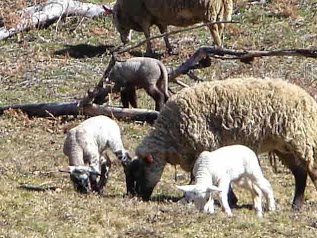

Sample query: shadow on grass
[53,43,114,58]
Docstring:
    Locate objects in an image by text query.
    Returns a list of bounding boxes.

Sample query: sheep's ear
[176,185,197,193]
[144,154,154,164]
[206,185,222,193]
[102,5,113,14]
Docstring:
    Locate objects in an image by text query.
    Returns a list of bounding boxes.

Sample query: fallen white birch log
[0,0,109,40]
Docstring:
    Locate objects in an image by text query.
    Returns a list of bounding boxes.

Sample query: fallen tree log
[169,46,317,81]
[0,102,159,123]
[0,0,109,41]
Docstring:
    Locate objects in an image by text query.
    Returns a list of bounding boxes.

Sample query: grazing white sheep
[129,77,317,210]
[61,115,131,194]
[177,145,276,217]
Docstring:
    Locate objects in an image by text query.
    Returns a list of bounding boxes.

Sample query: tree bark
[0,102,159,123]
[0,0,110,40]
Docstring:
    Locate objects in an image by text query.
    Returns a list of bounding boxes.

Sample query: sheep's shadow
[53,43,114,58]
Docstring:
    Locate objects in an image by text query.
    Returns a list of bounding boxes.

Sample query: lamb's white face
[177,185,221,213]
[189,190,210,212]
[177,185,211,211]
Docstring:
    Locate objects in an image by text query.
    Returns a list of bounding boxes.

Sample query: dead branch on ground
[0,102,159,123]
[169,46,317,81]
[0,0,110,40]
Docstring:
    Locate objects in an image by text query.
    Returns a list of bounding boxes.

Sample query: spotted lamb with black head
[61,115,132,194]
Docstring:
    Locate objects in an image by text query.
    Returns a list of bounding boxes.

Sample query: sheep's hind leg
[157,24,174,54]
[307,159,317,194]
[207,21,222,47]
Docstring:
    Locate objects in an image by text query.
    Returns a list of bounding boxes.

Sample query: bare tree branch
[169,46,317,81]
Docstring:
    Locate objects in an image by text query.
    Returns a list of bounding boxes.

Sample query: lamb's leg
[275,151,307,209]
[145,85,165,111]
[121,86,137,108]
[253,177,276,212]
[98,154,112,194]
[128,87,138,108]
[228,185,238,208]
[203,194,215,214]
[241,178,264,217]
[120,88,130,108]
[85,151,101,193]
[157,24,173,54]
[217,179,232,216]
[251,185,263,217]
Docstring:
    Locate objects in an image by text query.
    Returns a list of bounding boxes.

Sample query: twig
[18,184,59,191]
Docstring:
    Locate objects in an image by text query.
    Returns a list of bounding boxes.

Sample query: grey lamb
[104,57,170,111]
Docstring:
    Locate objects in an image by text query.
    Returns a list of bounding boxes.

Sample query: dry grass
[0,0,317,237]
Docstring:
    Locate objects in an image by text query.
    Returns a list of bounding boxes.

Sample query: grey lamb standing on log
[103,0,233,54]
[127,77,317,210]
[104,57,170,111]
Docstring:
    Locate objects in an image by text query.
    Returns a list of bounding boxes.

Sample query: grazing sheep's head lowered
[103,5,132,45]
[125,153,170,200]
[60,166,102,194]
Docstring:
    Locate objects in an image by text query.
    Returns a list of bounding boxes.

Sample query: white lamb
[61,115,131,194]
[177,145,276,217]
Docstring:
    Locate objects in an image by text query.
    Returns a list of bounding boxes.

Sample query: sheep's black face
[128,156,164,201]
[124,159,143,196]
[70,171,90,194]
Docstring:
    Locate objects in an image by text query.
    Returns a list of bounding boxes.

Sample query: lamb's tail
[157,61,170,102]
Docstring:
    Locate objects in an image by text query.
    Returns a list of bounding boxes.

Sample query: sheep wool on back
[134,77,317,208]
